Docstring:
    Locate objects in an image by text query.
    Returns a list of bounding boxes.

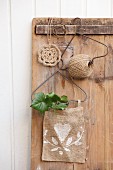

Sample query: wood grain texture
[104,35,113,170]
[35,18,113,35]
[32,18,113,170]
[33,18,113,25]
[36,25,113,35]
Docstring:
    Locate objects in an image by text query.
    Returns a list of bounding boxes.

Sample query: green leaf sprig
[31,92,69,115]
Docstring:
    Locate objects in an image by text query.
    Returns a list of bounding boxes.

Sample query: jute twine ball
[38,44,61,67]
[68,54,93,79]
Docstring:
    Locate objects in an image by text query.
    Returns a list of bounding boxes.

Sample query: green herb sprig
[31,92,69,115]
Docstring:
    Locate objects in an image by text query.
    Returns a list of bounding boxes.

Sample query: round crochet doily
[38,44,61,66]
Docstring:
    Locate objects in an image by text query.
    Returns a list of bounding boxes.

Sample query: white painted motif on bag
[43,123,84,155]
[54,123,71,143]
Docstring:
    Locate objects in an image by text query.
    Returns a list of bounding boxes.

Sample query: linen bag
[42,105,86,163]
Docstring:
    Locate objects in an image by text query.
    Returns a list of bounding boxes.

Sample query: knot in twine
[68,54,93,79]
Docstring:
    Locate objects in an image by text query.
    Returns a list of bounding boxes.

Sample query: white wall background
[0,0,113,170]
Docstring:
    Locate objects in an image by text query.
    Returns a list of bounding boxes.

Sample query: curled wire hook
[57,17,109,69]
[75,17,109,64]
[76,33,109,65]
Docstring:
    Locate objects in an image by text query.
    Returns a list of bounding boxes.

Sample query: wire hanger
[32,17,108,103]
[31,69,87,103]
[32,18,88,103]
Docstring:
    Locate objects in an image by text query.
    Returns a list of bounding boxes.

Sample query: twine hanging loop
[38,18,61,67]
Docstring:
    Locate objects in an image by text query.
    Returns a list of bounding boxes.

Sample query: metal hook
[76,33,109,65]
[72,17,109,64]
[31,69,88,103]
[57,17,109,69]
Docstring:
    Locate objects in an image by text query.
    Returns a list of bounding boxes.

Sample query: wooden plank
[33,18,113,25]
[88,35,105,170]
[81,0,87,17]
[0,1,12,170]
[34,18,113,35]
[35,25,113,35]
[10,0,35,169]
[61,0,87,17]
[87,0,111,18]
[69,30,90,170]
[104,35,113,170]
[71,34,105,170]
[36,0,61,17]
[112,0,113,17]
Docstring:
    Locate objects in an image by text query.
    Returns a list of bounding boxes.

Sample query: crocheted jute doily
[68,54,93,79]
[42,106,86,163]
[38,44,61,66]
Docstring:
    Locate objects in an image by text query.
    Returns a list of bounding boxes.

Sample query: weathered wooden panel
[34,18,113,25]
[35,25,113,35]
[35,18,113,35]
[32,18,113,170]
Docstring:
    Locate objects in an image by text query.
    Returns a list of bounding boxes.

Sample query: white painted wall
[0,0,112,169]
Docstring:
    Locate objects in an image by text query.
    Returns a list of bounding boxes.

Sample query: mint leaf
[31,92,68,115]
[31,102,48,113]
[31,92,45,106]
[52,103,68,110]
[52,94,61,102]
[44,98,53,107]
[34,92,45,102]
[46,92,55,98]
[46,92,60,102]
[60,95,68,102]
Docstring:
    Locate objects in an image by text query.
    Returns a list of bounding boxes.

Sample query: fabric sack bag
[42,104,86,163]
